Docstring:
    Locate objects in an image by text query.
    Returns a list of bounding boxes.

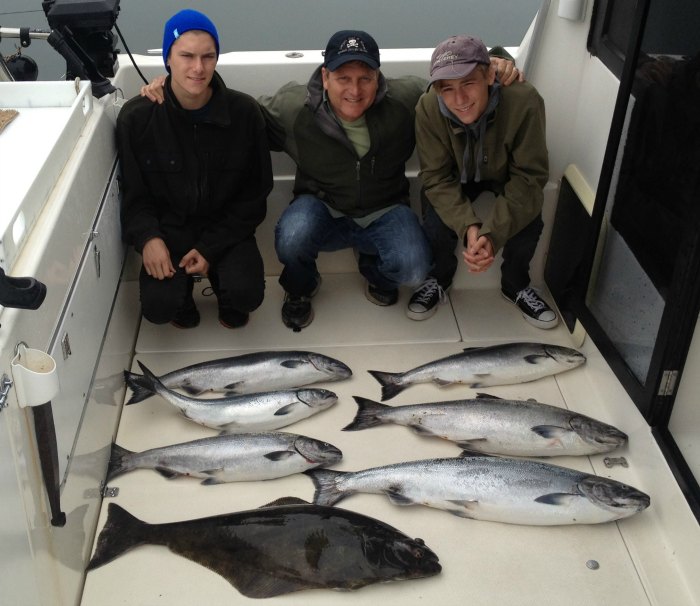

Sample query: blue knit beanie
[162,9,220,72]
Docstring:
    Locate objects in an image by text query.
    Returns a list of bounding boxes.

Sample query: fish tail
[106,443,135,482]
[343,396,389,431]
[304,469,350,506]
[367,370,406,401]
[123,369,156,405]
[86,503,150,571]
[136,362,168,398]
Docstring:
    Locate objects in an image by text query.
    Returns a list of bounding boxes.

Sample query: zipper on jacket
[371,156,375,175]
[356,160,361,181]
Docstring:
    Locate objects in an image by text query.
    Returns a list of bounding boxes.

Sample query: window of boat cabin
[584,0,700,519]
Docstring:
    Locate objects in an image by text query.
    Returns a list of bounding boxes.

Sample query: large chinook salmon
[306,456,650,526]
[344,393,627,457]
[368,342,586,400]
[124,350,352,404]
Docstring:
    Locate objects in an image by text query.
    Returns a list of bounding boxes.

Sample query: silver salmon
[368,342,586,400]
[134,362,337,432]
[306,456,650,526]
[86,499,441,598]
[344,393,627,457]
[107,432,343,484]
[125,350,352,404]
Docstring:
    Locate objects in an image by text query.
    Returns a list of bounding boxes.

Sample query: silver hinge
[0,374,13,411]
[657,370,679,396]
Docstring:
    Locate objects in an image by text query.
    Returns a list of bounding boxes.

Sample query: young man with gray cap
[118,9,272,329]
[410,35,557,329]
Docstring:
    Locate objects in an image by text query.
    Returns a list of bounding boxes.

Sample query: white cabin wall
[526,0,619,190]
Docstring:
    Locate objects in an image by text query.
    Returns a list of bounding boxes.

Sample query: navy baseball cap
[323,30,380,71]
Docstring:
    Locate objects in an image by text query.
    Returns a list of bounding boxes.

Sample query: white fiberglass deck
[81,273,697,605]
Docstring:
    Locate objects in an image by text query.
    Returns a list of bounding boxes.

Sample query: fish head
[570,416,628,452]
[297,389,339,409]
[370,535,442,580]
[578,476,651,517]
[544,345,587,369]
[309,353,353,381]
[293,436,343,465]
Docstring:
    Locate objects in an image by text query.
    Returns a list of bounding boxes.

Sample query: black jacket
[117,72,272,264]
[258,67,426,217]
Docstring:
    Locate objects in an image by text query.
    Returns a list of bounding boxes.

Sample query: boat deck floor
[81,274,692,605]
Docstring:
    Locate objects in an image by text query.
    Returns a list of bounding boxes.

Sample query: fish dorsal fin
[260,496,309,508]
[475,392,502,400]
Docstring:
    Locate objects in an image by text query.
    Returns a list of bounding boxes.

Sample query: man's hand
[490,57,525,86]
[140,75,167,104]
[463,225,495,273]
[143,237,176,279]
[179,249,210,276]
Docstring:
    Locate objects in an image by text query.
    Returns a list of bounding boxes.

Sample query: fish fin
[154,467,182,480]
[342,396,389,431]
[201,477,224,486]
[410,425,438,437]
[86,503,150,571]
[534,493,577,505]
[524,354,547,365]
[475,392,502,400]
[446,500,479,518]
[468,374,493,388]
[304,468,349,506]
[222,381,244,394]
[385,489,414,506]
[123,369,155,404]
[434,378,455,387]
[367,370,406,401]
[458,449,496,458]
[531,425,570,439]
[221,561,318,598]
[180,385,205,396]
[264,450,295,461]
[274,403,300,416]
[106,443,134,482]
[454,440,490,453]
[260,496,310,507]
[280,360,305,369]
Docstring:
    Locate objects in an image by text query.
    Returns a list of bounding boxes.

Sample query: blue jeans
[275,195,431,295]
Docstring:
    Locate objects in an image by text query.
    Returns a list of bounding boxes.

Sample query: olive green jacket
[415,80,549,252]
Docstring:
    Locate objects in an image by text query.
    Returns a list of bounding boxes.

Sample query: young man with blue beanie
[117,9,272,329]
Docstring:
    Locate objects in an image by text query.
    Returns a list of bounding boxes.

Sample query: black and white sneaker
[503,286,558,329]
[407,278,448,321]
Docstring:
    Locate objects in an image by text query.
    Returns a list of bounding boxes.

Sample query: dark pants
[139,236,265,324]
[421,190,543,298]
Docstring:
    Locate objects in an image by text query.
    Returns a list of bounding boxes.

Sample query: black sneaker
[407,278,448,321]
[502,287,558,329]
[281,276,321,332]
[219,309,249,329]
[365,281,398,306]
[170,296,200,329]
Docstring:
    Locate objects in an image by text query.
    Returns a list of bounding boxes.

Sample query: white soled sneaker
[503,286,559,329]
[407,278,448,321]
